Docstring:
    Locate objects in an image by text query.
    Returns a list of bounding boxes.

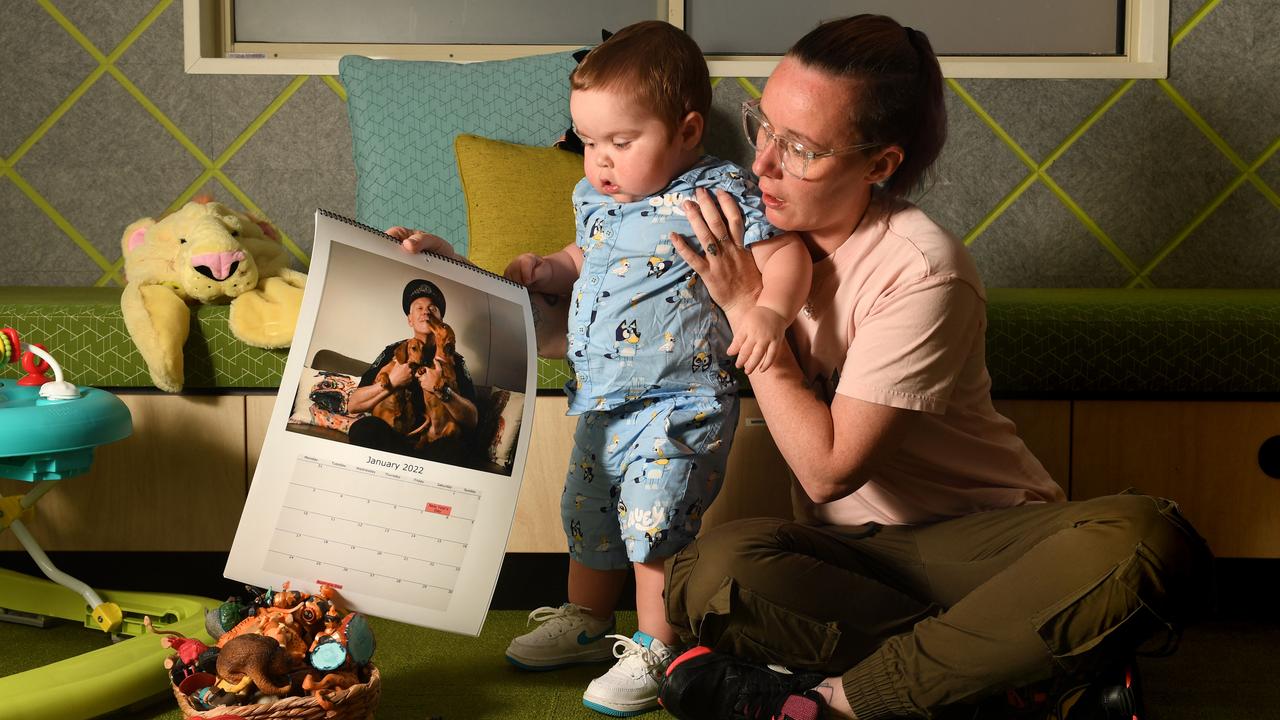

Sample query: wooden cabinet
[0,394,248,552]
[700,399,793,532]
[505,399,1071,549]
[505,397,795,551]
[1072,401,1280,558]
[6,393,1273,558]
[246,394,276,483]
[994,400,1072,493]
[506,396,579,552]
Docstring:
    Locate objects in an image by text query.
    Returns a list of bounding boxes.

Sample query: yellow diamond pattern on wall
[0,0,1275,293]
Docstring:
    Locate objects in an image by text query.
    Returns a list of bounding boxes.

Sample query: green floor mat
[0,611,639,720]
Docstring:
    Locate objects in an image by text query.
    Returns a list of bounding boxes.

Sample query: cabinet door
[0,394,248,552]
[507,397,795,551]
[1072,401,1280,558]
[246,394,276,483]
[700,398,793,532]
[993,400,1072,493]
[507,395,578,552]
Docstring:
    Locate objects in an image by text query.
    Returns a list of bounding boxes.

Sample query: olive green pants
[664,494,1213,719]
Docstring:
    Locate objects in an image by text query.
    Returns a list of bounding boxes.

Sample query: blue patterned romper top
[558,156,780,568]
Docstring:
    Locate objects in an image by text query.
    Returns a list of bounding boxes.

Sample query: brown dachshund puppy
[370,337,434,435]
[410,317,462,446]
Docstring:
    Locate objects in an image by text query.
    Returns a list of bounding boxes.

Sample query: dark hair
[787,14,946,198]
[571,21,711,135]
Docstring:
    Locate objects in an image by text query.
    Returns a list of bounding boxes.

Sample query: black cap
[402,279,445,317]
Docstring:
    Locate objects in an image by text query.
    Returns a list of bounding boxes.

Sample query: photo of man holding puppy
[346,278,479,463]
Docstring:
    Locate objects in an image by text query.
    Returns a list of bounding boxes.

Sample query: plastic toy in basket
[162,583,380,719]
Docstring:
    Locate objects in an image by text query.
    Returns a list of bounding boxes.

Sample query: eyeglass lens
[743,107,804,178]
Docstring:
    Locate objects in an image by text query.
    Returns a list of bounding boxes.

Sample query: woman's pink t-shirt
[787,199,1066,526]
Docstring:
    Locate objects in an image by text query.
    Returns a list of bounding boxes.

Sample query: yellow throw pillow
[454,134,583,276]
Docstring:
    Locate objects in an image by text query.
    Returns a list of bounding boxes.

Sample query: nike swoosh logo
[578,627,612,645]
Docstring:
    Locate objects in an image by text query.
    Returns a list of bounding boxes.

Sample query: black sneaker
[1055,661,1144,720]
[659,646,827,720]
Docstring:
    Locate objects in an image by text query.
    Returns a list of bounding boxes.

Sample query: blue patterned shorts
[561,394,739,569]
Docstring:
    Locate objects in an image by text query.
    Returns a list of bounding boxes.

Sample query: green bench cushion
[0,287,285,389]
[986,289,1280,395]
[0,287,572,390]
[2,287,1278,394]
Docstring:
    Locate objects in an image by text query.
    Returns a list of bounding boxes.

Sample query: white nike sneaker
[505,603,616,670]
[582,631,676,717]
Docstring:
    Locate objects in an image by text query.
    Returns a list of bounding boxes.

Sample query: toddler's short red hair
[570,21,711,135]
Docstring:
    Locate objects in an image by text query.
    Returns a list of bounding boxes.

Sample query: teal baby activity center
[0,326,216,720]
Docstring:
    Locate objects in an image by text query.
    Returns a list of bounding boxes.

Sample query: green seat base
[4,287,1279,394]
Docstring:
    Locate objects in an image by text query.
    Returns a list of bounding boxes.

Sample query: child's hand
[386,227,462,261]
[505,253,553,290]
[729,306,788,374]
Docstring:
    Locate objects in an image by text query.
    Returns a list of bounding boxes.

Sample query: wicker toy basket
[171,666,381,720]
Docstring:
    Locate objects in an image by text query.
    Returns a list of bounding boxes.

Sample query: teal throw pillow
[339,52,578,256]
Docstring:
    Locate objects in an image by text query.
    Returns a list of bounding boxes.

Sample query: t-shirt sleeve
[835,279,984,414]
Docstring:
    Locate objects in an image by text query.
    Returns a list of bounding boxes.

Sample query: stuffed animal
[120,199,306,392]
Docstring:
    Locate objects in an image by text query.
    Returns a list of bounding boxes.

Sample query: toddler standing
[502,21,811,716]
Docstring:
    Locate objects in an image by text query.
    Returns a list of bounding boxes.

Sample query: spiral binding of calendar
[317,208,525,289]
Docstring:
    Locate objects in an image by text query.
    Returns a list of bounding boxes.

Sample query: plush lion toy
[121,199,307,392]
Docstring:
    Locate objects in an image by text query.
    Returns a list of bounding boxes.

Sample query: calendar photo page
[226,210,537,635]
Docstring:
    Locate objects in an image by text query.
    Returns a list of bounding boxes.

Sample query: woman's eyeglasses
[741,99,879,179]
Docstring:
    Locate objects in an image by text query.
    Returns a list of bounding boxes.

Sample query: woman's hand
[669,187,764,321]
[386,227,466,263]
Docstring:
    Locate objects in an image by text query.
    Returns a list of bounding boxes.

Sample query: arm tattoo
[531,296,544,332]
[531,292,561,335]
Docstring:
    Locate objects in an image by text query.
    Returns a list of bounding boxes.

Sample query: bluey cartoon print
[646,255,673,279]
[586,216,611,252]
[570,519,584,554]
[638,448,670,488]
[664,270,698,307]
[684,497,705,533]
[578,453,596,483]
[603,319,640,361]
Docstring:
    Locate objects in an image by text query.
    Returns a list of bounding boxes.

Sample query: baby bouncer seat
[0,327,216,720]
